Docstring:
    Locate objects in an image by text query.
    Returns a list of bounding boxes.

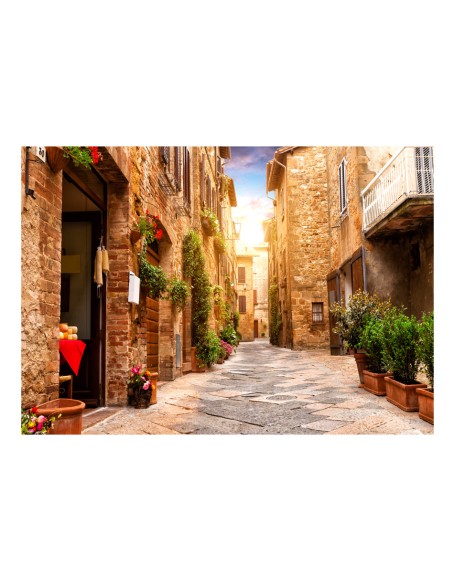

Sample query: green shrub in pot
[360,317,388,374]
[417,311,434,389]
[382,307,420,384]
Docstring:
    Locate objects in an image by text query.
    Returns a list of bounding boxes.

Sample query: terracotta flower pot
[36,398,85,434]
[130,229,142,244]
[133,387,151,409]
[149,372,158,405]
[353,352,369,385]
[384,376,425,412]
[416,387,434,424]
[363,370,392,396]
[191,347,206,373]
[201,217,215,236]
[46,147,69,173]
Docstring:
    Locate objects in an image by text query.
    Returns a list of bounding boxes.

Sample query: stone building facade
[264,146,434,355]
[235,242,255,342]
[21,146,237,409]
[325,146,434,353]
[265,147,331,350]
[251,243,269,338]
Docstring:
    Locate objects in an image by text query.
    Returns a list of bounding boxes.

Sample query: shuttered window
[312,302,324,323]
[200,155,206,205]
[253,289,258,305]
[159,146,170,165]
[338,158,347,213]
[183,147,191,206]
[239,295,246,313]
[415,147,434,194]
[174,147,181,191]
[238,266,246,283]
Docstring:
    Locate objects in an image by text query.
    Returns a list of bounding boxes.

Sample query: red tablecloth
[59,339,86,376]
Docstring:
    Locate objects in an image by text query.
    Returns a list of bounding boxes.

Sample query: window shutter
[174,147,181,191]
[183,147,191,206]
[339,159,347,213]
[253,289,258,305]
[238,266,246,283]
[200,154,206,205]
[239,295,246,313]
[415,147,434,194]
[159,147,170,165]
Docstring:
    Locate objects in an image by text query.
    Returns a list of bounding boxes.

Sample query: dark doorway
[254,319,259,338]
[60,171,107,407]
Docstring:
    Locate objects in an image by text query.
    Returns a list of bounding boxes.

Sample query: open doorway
[60,170,107,407]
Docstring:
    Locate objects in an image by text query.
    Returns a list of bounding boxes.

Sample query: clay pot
[130,230,142,244]
[416,387,434,424]
[36,398,85,434]
[46,147,69,173]
[385,376,425,412]
[191,347,206,373]
[133,387,151,409]
[363,370,392,396]
[149,372,158,405]
[353,352,369,385]
[201,217,215,236]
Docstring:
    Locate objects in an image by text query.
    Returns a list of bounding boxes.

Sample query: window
[312,302,324,323]
[239,295,246,313]
[338,158,347,213]
[253,289,258,305]
[183,147,191,207]
[415,147,434,194]
[173,147,181,191]
[159,146,170,165]
[238,266,246,284]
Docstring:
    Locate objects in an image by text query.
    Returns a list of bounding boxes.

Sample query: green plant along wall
[183,229,212,346]
[269,278,282,345]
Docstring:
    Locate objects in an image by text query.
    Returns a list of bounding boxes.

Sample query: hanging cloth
[94,246,103,287]
[102,246,110,275]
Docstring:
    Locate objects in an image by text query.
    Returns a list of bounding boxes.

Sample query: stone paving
[82,339,434,435]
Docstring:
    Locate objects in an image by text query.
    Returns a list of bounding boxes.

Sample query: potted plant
[196,329,223,368]
[416,312,434,424]
[360,316,391,395]
[220,339,234,359]
[127,364,158,408]
[330,290,390,384]
[382,307,425,412]
[167,277,190,311]
[219,323,239,349]
[132,210,164,246]
[46,146,103,173]
[21,406,61,434]
[138,251,168,299]
[34,398,86,434]
[200,209,219,236]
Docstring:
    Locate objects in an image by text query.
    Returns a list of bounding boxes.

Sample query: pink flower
[143,381,151,391]
[37,423,44,431]
[37,415,47,423]
[141,376,147,381]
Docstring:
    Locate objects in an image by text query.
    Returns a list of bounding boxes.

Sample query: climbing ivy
[269,278,282,345]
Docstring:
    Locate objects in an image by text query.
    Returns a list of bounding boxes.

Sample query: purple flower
[143,381,151,391]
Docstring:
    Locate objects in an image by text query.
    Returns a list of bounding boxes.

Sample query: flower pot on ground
[416,312,434,423]
[353,352,369,386]
[127,364,157,408]
[195,330,222,368]
[382,308,423,412]
[35,398,86,434]
[330,290,391,384]
[191,347,206,373]
[360,316,391,395]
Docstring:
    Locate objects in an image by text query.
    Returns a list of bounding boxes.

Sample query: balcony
[361,147,434,238]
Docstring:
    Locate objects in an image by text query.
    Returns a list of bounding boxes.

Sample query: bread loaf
[59,332,64,340]
[59,323,68,332]
[68,334,78,340]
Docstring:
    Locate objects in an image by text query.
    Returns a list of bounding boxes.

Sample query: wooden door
[351,253,364,293]
[254,320,259,338]
[327,271,341,355]
[146,246,159,374]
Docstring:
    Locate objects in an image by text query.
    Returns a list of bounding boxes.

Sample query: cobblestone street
[82,339,433,435]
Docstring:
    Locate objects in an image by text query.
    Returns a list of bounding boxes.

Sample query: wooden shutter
[174,147,181,191]
[183,147,191,206]
[239,295,246,313]
[159,147,170,165]
[253,289,258,305]
[238,266,246,283]
[200,154,206,205]
[415,147,434,194]
[338,159,347,213]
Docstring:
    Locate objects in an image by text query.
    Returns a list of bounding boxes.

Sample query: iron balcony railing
[361,147,434,232]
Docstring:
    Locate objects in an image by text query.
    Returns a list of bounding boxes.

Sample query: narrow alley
[82,339,433,435]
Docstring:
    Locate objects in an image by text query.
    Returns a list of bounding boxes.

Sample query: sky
[224,146,278,245]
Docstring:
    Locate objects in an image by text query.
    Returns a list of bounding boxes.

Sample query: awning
[219,147,231,159]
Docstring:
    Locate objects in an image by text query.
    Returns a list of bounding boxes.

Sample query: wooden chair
[59,375,73,399]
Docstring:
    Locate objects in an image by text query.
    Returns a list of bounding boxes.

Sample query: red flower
[88,146,102,164]
[31,406,38,413]
[156,229,163,240]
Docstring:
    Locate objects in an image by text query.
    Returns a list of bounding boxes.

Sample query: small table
[59,339,87,376]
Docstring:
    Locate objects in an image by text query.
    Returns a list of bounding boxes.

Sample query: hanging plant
[63,146,103,169]
[214,232,227,254]
[138,251,168,299]
[167,278,190,311]
[201,208,220,237]
[135,210,163,245]
[219,174,233,201]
